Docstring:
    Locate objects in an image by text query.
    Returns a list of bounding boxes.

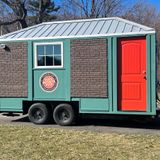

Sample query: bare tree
[28,0,60,24]
[123,1,160,51]
[0,0,28,28]
[0,2,14,34]
[59,0,123,20]
[123,1,159,27]
[0,0,60,34]
[122,1,160,73]
[101,0,122,17]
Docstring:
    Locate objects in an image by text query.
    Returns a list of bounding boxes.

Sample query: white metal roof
[0,17,155,41]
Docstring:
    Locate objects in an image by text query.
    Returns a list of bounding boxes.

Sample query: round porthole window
[40,73,58,92]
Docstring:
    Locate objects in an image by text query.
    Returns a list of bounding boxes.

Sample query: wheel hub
[59,110,70,121]
[33,109,43,121]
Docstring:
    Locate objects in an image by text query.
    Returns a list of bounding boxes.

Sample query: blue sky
[123,0,160,10]
[55,0,160,11]
[149,0,160,7]
[147,0,160,9]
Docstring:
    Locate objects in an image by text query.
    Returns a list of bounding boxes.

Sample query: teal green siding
[104,34,156,115]
[0,98,23,112]
[64,40,71,101]
[80,98,109,113]
[75,34,157,115]
[34,70,68,100]
[146,35,151,113]
[28,41,33,100]
[0,34,157,116]
[151,34,156,114]
[108,37,113,112]
[112,37,118,113]
[33,39,70,101]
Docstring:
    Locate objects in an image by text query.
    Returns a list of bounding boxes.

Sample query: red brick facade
[71,38,108,98]
[0,42,28,97]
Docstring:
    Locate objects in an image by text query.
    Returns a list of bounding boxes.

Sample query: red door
[118,37,147,111]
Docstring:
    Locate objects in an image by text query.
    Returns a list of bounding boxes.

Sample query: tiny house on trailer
[0,17,156,125]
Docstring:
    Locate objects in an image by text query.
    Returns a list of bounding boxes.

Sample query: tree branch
[0,19,21,25]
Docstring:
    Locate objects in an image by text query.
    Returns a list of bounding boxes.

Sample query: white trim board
[0,31,155,42]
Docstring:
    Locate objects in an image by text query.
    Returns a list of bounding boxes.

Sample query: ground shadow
[76,116,160,130]
[9,114,160,130]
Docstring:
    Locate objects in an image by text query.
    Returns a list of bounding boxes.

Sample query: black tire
[28,103,50,124]
[53,104,75,126]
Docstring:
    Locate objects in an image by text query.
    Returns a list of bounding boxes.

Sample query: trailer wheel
[28,103,49,124]
[53,104,75,126]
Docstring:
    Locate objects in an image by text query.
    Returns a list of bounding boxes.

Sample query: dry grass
[0,124,160,160]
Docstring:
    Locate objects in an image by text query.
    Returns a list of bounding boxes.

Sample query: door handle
[142,70,146,79]
[142,70,146,74]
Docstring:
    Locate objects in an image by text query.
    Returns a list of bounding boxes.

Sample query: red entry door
[118,37,147,111]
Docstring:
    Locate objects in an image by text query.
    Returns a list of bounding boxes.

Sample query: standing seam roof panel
[29,25,45,38]
[0,17,155,41]
[132,26,141,32]
[124,24,133,33]
[99,20,113,34]
[47,23,64,36]
[91,20,105,34]
[11,31,26,39]
[34,24,51,37]
[69,22,84,36]
[2,25,40,39]
[5,33,17,39]
[76,22,91,35]
[140,28,145,32]
[5,28,30,39]
[55,23,71,36]
[108,20,119,33]
[62,23,77,36]
[115,21,126,33]
[83,21,98,35]
[41,24,57,37]
[17,28,37,38]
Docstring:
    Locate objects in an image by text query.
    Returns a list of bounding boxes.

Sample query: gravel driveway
[1,113,160,134]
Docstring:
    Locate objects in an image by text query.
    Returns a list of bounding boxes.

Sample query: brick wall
[0,42,28,97]
[71,38,108,98]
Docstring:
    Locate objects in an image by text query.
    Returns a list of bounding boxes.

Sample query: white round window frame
[39,72,59,93]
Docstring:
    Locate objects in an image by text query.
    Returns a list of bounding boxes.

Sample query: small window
[34,42,63,68]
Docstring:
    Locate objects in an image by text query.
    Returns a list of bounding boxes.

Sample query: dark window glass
[46,56,53,66]
[37,45,44,56]
[36,44,62,67]
[54,45,61,55]
[54,56,61,66]
[38,56,45,66]
[46,45,53,56]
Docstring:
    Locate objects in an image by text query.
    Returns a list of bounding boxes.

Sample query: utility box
[0,17,156,125]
